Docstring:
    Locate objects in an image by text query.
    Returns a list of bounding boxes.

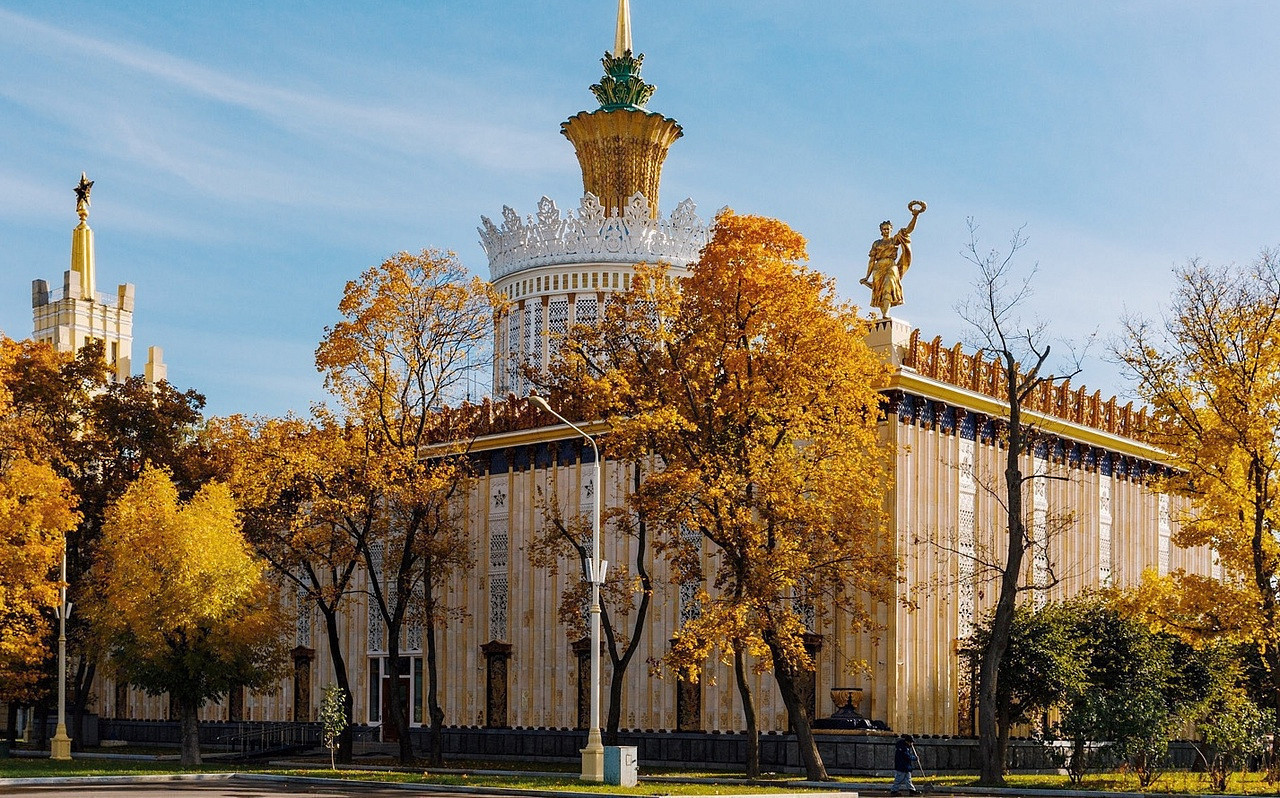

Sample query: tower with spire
[560,0,683,218]
[31,174,167,384]
[479,1,706,395]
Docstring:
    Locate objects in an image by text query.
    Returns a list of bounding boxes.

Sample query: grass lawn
[0,758,821,794]
[906,771,1280,795]
[5,755,1280,794]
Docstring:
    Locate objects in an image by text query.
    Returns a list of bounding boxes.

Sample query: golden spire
[70,172,96,299]
[614,0,632,56]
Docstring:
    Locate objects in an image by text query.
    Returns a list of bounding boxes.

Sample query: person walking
[891,734,921,796]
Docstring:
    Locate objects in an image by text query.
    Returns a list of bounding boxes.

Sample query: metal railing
[216,721,320,757]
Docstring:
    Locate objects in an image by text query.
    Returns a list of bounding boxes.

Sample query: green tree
[1058,600,1213,788]
[320,683,349,771]
[960,601,1086,770]
[88,467,287,766]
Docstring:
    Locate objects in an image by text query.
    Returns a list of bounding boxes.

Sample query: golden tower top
[560,1,682,219]
[71,172,96,298]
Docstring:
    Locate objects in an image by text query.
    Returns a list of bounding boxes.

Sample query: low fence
[99,720,1202,774]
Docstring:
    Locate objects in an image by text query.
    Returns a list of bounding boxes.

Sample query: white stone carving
[1157,493,1171,576]
[489,573,509,640]
[295,588,312,648]
[1099,476,1113,587]
[367,596,384,653]
[479,193,709,280]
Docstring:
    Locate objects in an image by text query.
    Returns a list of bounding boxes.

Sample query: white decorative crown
[479,192,708,281]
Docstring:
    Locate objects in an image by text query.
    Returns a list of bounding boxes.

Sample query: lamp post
[50,545,72,760]
[528,394,605,782]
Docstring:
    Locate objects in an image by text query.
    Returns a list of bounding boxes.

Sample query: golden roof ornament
[561,0,682,218]
[74,172,93,222]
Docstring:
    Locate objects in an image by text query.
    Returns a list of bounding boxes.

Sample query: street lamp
[50,544,73,760]
[528,394,606,782]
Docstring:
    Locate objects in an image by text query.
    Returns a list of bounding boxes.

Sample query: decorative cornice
[900,330,1152,444]
[479,192,707,281]
[889,367,1168,465]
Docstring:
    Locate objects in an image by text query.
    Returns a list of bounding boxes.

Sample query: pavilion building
[95,3,1216,758]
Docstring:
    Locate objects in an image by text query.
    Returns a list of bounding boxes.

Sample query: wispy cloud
[0,8,571,175]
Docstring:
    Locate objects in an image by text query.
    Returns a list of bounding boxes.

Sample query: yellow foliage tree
[89,467,286,766]
[1118,252,1280,766]
[545,211,895,781]
[0,459,78,706]
[205,409,375,764]
[315,249,503,765]
[0,338,81,717]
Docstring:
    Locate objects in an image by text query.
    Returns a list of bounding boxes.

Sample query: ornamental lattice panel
[574,296,598,328]
[367,594,384,653]
[505,307,522,395]
[548,298,569,363]
[489,482,510,642]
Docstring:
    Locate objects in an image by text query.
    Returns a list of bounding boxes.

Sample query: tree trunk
[6,703,18,751]
[70,656,95,753]
[319,604,354,765]
[424,610,445,767]
[34,700,49,750]
[386,645,414,765]
[995,707,1012,776]
[765,631,828,781]
[178,697,202,767]
[734,647,760,779]
[602,466,653,748]
[977,379,1029,787]
[605,664,624,747]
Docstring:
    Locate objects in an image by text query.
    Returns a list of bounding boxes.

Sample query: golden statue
[861,200,926,318]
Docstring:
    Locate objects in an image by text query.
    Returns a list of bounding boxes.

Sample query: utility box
[604,745,638,786]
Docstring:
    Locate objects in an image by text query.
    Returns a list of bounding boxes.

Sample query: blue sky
[2,2,1277,418]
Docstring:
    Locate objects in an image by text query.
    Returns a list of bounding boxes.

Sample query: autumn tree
[70,374,208,744]
[546,211,895,781]
[0,337,96,743]
[206,410,375,764]
[528,476,653,746]
[1117,252,1280,771]
[316,249,502,765]
[0,337,208,746]
[956,224,1081,785]
[0,350,81,731]
[88,467,285,766]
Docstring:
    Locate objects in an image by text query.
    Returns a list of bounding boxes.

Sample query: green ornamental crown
[590,50,655,111]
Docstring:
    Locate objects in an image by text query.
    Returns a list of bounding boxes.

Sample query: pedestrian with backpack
[891,734,921,795]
